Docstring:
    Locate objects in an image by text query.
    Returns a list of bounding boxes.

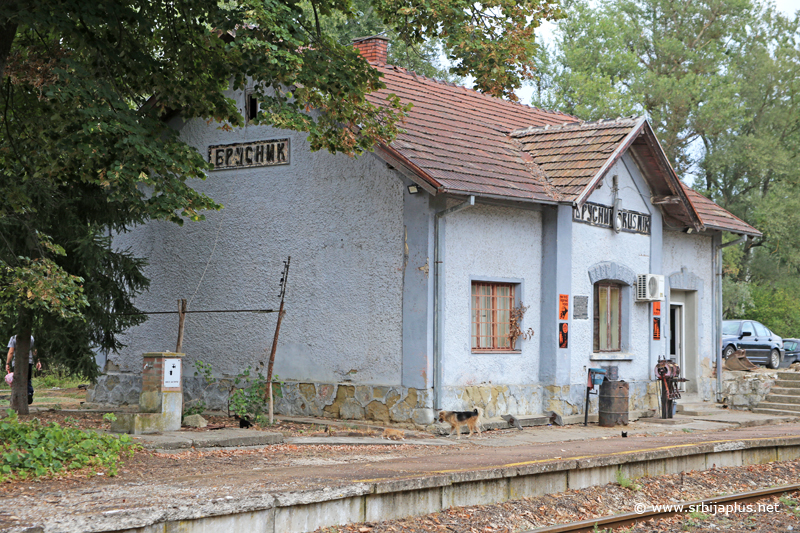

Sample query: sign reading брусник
[208,139,289,170]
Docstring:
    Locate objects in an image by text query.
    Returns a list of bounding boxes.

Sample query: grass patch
[615,469,640,491]
[0,364,89,392]
[780,495,800,516]
[0,409,136,481]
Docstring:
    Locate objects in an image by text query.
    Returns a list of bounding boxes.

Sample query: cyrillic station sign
[208,139,290,170]
[573,202,651,235]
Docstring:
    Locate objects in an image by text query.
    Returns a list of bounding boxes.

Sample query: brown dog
[438,409,482,439]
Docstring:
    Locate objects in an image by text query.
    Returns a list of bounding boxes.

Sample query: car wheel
[768,349,781,369]
[723,345,736,358]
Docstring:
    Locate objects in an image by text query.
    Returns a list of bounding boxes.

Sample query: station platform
[3,406,799,533]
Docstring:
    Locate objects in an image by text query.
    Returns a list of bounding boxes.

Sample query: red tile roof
[366,63,760,236]
[367,64,575,202]
[511,118,643,199]
[682,185,761,236]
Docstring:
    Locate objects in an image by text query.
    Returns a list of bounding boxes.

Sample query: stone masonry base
[89,374,679,427]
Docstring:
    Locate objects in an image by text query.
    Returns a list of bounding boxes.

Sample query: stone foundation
[275,382,434,427]
[542,380,659,418]
[88,374,663,425]
[88,374,434,427]
[439,384,543,419]
[721,370,778,409]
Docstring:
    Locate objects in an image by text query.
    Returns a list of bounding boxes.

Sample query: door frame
[670,302,685,391]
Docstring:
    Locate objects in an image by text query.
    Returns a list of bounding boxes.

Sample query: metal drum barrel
[598,380,629,427]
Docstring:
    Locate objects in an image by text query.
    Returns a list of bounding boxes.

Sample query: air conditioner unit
[636,274,665,301]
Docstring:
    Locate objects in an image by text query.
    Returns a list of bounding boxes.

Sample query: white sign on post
[163,358,182,388]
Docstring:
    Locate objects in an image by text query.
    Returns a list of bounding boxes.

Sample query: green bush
[0,410,137,480]
[192,360,283,422]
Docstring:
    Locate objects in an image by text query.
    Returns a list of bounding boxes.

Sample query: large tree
[0,0,561,413]
[534,0,800,335]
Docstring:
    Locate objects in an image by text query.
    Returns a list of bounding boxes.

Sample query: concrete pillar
[112,352,184,434]
[540,205,572,386]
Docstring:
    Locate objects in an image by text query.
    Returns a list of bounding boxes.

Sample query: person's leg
[27,363,33,405]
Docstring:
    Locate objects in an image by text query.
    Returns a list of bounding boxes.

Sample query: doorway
[669,290,698,393]
[669,303,685,391]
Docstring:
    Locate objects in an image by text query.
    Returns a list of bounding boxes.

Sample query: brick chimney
[353,36,389,64]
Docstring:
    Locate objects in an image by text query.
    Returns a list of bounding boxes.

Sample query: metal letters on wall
[208,139,290,170]
[573,202,651,235]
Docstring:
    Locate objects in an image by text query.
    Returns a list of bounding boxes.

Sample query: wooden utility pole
[266,257,290,424]
[176,299,187,353]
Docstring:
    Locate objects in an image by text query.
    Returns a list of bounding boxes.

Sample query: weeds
[0,409,136,481]
[615,469,640,491]
[780,495,800,516]
[190,360,283,424]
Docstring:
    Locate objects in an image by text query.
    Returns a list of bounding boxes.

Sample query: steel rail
[524,483,800,533]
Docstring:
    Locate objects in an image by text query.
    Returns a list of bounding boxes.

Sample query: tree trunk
[10,307,32,414]
[0,2,19,82]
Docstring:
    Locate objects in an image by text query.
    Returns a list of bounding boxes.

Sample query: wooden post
[266,257,290,424]
[176,299,187,353]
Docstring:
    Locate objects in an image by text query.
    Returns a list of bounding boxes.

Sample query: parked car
[782,338,800,365]
[722,319,785,369]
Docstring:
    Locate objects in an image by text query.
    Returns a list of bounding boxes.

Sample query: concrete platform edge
[90,435,800,533]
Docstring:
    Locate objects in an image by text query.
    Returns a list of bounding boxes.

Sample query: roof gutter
[574,117,647,207]
[433,195,475,410]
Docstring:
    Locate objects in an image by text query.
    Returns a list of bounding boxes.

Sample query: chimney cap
[352,35,389,64]
[353,35,389,43]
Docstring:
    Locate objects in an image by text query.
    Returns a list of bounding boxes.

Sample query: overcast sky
[514,0,800,103]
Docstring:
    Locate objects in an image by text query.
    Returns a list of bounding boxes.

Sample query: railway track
[525,483,800,533]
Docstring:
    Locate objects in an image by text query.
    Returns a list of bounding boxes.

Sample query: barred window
[472,282,515,351]
[594,282,621,352]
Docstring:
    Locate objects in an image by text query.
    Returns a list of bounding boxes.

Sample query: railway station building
[89,37,761,426]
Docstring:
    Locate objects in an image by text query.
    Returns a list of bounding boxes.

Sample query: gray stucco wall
[111,89,406,387]
[662,229,714,398]
[438,202,543,415]
[571,158,659,386]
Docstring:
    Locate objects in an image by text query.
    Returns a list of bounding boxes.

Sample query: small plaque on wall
[573,296,589,320]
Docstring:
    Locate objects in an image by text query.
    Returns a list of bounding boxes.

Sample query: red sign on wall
[653,301,661,316]
[559,294,569,320]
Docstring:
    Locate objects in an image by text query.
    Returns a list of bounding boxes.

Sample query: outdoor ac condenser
[636,274,665,301]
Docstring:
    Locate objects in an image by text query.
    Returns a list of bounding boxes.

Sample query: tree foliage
[535,0,800,335]
[0,0,561,412]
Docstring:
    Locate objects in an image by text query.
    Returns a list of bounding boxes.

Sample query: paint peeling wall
[111,88,406,387]
[440,203,543,416]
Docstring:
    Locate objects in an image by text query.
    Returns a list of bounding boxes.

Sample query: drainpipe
[434,195,475,410]
[715,234,748,402]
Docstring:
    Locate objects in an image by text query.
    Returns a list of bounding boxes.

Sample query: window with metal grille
[471,282,515,351]
[594,282,621,352]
